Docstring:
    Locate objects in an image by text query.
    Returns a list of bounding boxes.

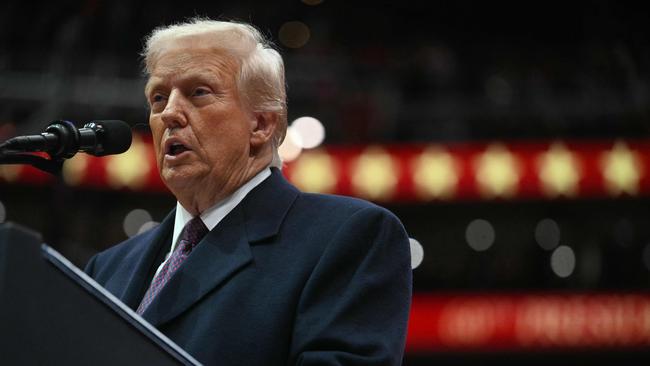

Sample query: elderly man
[85,18,411,365]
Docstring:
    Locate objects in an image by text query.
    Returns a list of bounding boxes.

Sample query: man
[85,18,412,365]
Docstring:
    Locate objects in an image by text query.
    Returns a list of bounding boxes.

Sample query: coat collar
[140,168,299,326]
[242,167,300,243]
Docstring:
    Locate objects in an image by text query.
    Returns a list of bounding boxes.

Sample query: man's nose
[160,90,189,128]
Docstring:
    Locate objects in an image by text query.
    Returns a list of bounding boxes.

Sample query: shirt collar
[171,167,272,252]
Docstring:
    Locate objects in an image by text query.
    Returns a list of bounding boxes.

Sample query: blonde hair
[143,18,287,167]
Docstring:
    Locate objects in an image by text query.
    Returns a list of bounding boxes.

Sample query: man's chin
[160,168,201,191]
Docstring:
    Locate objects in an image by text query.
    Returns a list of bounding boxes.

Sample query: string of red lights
[2,136,649,202]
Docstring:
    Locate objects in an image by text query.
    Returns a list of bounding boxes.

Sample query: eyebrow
[144,78,162,97]
[145,71,226,96]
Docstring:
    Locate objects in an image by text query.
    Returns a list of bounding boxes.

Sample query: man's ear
[250,111,278,148]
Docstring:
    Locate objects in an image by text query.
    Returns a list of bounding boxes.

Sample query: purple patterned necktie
[136,216,208,315]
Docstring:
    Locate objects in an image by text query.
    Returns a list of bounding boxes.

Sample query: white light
[292,116,325,149]
[465,219,495,251]
[0,201,5,223]
[278,126,303,162]
[137,221,159,235]
[409,238,424,269]
[535,218,560,251]
[550,245,576,278]
[123,209,152,238]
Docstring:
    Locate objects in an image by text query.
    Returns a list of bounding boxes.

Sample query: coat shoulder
[284,192,407,247]
[294,192,400,223]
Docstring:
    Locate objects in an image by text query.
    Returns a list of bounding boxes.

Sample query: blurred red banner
[407,293,650,352]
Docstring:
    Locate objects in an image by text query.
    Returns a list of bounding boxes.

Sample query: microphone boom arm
[0,151,63,176]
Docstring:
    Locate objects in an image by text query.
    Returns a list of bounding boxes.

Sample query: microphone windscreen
[94,120,132,155]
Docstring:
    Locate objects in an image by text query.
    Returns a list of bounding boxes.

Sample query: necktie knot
[179,216,209,251]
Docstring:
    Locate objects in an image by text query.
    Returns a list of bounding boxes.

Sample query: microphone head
[85,120,132,156]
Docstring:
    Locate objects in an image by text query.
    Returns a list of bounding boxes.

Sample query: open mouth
[167,143,190,156]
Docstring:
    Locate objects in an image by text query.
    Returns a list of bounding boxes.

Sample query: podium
[0,222,200,365]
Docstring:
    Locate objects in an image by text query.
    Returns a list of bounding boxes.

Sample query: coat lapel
[142,168,299,327]
[141,206,252,326]
[112,211,175,309]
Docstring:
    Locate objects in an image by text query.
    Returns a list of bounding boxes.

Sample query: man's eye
[193,88,210,97]
[151,94,165,103]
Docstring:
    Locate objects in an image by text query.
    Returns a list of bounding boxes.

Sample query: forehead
[145,47,239,92]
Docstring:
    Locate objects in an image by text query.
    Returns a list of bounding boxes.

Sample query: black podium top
[0,222,201,366]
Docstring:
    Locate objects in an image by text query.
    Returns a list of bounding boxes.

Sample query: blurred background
[1,0,650,364]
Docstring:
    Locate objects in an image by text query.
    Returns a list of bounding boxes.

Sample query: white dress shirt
[153,168,271,277]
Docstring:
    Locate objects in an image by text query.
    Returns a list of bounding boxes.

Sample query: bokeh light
[409,237,424,269]
[123,209,153,238]
[278,21,310,49]
[550,245,576,278]
[278,126,303,162]
[291,116,325,149]
[465,219,495,252]
[534,218,560,251]
[137,221,159,235]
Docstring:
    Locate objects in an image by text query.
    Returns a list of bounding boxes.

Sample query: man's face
[146,46,256,208]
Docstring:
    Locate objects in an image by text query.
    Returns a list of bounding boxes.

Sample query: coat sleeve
[289,206,412,366]
[84,253,98,277]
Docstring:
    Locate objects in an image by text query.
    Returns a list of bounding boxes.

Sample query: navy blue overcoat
[85,168,412,365]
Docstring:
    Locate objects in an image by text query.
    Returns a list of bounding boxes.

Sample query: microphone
[0,120,132,159]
